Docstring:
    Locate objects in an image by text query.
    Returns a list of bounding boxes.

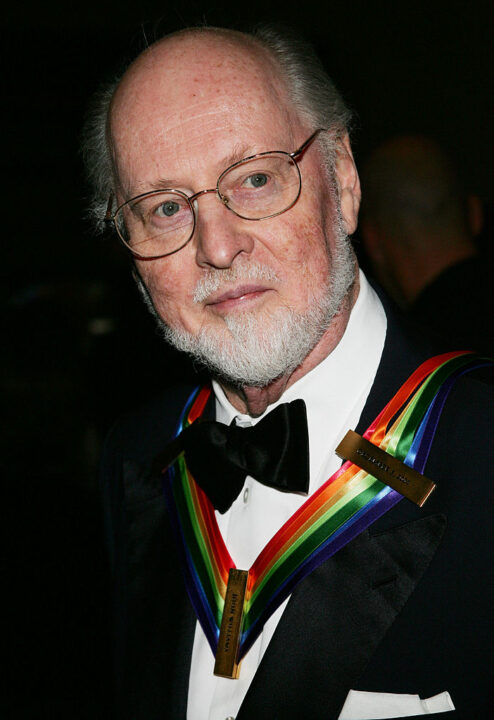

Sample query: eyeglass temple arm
[104,192,115,223]
[290,128,326,159]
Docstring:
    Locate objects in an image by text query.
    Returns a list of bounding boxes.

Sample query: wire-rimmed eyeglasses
[105,128,325,260]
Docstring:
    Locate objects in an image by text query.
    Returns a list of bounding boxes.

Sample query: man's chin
[160,305,325,388]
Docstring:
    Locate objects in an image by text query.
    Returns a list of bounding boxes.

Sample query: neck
[220,278,360,416]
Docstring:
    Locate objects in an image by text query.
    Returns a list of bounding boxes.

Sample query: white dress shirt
[187,271,387,720]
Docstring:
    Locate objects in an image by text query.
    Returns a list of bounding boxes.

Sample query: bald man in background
[360,136,494,355]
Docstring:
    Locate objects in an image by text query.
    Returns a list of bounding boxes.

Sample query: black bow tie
[153,399,310,513]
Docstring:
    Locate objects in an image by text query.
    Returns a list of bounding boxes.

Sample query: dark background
[3,1,493,717]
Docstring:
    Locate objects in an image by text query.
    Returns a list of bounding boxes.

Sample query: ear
[334,134,361,235]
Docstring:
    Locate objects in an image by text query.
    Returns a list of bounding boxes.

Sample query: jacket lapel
[238,513,446,719]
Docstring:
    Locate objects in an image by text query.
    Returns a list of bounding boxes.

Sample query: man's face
[110,34,359,386]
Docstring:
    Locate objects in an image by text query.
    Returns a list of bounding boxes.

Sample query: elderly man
[85,26,493,720]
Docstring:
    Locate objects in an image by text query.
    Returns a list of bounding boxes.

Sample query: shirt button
[243,487,249,504]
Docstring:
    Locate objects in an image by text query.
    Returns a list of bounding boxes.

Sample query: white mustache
[193,262,279,303]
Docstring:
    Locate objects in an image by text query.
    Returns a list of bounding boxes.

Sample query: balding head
[110,27,293,134]
[112,27,285,109]
[360,136,469,240]
[83,25,352,228]
[359,135,481,306]
[109,29,299,205]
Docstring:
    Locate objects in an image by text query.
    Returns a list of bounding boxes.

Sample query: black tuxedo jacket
[100,307,494,719]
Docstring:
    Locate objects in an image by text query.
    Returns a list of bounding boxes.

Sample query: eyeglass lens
[118,192,194,257]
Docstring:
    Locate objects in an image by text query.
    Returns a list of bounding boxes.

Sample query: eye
[156,200,181,217]
[244,173,269,189]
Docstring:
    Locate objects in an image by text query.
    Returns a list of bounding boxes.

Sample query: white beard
[136,221,356,388]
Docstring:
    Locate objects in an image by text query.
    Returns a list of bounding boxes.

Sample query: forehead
[109,33,304,193]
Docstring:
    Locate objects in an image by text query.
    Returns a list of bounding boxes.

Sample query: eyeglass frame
[104,127,326,260]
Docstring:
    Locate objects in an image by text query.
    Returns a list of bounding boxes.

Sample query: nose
[193,190,255,269]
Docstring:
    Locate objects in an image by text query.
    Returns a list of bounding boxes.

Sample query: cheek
[270,198,338,305]
[272,209,333,279]
[135,256,196,326]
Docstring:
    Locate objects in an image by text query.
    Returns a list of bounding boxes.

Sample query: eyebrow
[146,178,187,192]
[221,142,256,167]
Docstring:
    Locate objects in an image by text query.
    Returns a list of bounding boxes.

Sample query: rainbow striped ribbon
[161,351,491,661]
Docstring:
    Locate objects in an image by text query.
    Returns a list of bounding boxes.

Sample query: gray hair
[81,25,353,232]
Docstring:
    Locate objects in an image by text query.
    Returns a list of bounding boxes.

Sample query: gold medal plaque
[336,430,436,507]
[214,569,249,679]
